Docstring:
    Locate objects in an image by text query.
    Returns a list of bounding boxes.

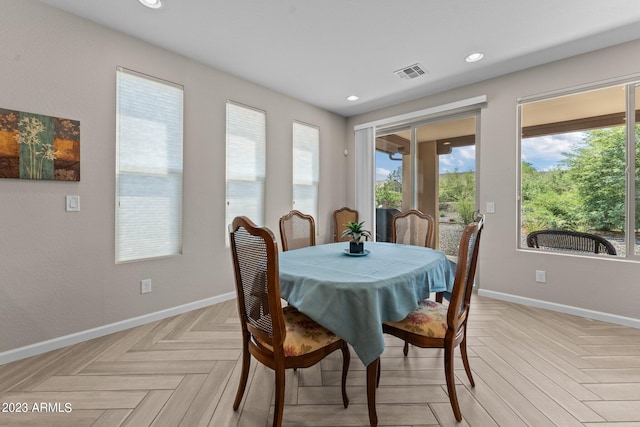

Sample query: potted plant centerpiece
[341,221,372,254]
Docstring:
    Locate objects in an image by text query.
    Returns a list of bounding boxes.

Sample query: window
[519,80,639,258]
[116,67,184,262]
[293,121,319,221]
[226,101,266,231]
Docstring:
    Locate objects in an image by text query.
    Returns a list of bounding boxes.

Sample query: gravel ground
[588,232,638,257]
[439,221,465,256]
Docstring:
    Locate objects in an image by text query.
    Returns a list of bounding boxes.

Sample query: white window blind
[293,121,319,221]
[116,67,184,263]
[226,101,266,230]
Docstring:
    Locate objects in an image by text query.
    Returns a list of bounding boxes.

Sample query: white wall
[347,39,640,323]
[0,0,347,356]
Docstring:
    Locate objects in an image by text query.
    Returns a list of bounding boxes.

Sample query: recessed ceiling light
[465,52,484,63]
[346,95,359,102]
[138,0,163,9]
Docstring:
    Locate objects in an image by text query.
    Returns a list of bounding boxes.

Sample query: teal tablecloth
[279,242,456,366]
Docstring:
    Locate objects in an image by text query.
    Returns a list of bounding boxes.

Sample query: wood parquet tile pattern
[1,295,640,426]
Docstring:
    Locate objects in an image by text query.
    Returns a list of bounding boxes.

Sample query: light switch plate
[141,279,152,294]
[66,195,80,212]
[486,201,495,213]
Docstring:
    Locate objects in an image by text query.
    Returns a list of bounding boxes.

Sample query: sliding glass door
[374,114,478,254]
[375,127,409,241]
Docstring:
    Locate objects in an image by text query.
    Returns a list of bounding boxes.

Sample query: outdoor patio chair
[526,229,616,255]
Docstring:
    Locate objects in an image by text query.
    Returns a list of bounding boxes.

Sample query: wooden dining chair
[392,209,438,333]
[333,206,358,242]
[279,210,316,251]
[391,209,435,248]
[229,216,350,427]
[333,207,359,242]
[382,214,484,422]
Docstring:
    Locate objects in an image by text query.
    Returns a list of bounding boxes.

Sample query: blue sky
[375,146,476,181]
[375,131,585,181]
[521,131,585,171]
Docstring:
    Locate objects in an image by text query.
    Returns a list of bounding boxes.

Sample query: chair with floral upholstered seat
[229,216,349,427]
[391,208,438,356]
[279,210,316,251]
[382,214,484,422]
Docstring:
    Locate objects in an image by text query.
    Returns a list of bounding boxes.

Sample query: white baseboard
[478,289,640,329]
[0,292,236,366]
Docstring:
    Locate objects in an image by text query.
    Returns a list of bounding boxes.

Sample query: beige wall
[0,0,347,354]
[4,0,639,360]
[347,39,640,321]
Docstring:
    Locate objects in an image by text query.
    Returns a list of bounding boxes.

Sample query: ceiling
[37,0,640,117]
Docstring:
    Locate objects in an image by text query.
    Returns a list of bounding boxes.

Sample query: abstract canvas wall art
[0,108,80,181]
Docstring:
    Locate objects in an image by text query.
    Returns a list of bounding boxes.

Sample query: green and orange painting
[0,108,80,181]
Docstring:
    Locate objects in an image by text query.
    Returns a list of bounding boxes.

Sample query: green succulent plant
[341,221,372,243]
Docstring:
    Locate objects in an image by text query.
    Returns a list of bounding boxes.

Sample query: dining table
[278,241,456,426]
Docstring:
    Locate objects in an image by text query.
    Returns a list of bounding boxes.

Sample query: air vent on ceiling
[394,63,428,80]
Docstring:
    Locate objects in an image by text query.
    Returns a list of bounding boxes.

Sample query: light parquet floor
[1,295,640,426]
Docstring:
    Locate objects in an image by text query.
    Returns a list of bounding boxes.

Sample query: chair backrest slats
[447,214,484,334]
[526,229,616,255]
[279,210,316,251]
[333,207,358,242]
[230,216,285,349]
[391,209,435,248]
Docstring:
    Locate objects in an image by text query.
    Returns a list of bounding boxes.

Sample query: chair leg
[340,342,351,407]
[233,343,251,410]
[273,364,286,427]
[444,346,462,422]
[403,341,409,356]
[376,357,380,388]
[460,336,475,387]
[366,358,379,427]
[435,292,444,303]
